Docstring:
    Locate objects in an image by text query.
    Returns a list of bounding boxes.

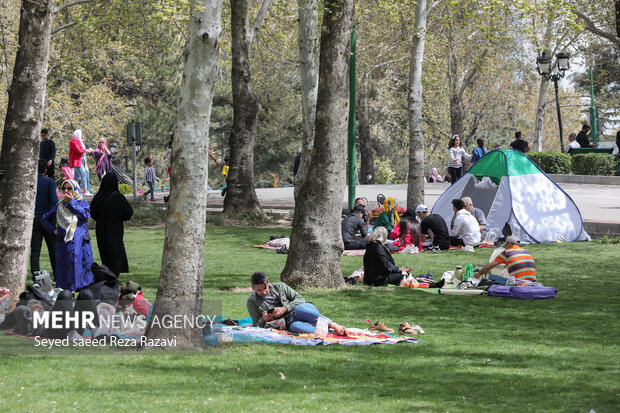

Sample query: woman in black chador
[90,173,133,275]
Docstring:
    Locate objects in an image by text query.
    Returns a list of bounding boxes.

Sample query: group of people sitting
[341,196,488,254]
[340,195,499,288]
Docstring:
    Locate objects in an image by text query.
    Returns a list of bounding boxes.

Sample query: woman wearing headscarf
[68,129,92,191]
[41,180,94,291]
[93,137,112,180]
[363,227,408,286]
[428,168,443,183]
[373,197,400,234]
[90,173,133,276]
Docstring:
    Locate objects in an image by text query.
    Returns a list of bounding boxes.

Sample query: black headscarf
[90,173,119,221]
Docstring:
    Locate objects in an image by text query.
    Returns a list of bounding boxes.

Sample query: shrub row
[529,152,617,176]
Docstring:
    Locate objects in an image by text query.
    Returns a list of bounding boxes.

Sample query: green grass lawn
[2,226,619,412]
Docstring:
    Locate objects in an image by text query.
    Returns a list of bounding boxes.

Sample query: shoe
[276,246,288,254]
[462,245,475,253]
[399,321,416,334]
[367,320,394,333]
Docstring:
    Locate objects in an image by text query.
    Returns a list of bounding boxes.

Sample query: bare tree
[0,0,54,306]
[281,0,354,288]
[146,0,223,350]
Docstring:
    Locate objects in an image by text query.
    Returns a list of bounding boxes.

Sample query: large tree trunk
[146,0,222,350]
[533,77,550,152]
[406,0,427,209]
[224,0,263,215]
[294,0,319,190]
[281,0,353,288]
[358,90,374,182]
[0,0,53,306]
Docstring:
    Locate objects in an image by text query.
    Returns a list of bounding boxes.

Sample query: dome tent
[431,149,589,244]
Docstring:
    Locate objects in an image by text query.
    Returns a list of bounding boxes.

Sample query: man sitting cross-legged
[246,272,348,336]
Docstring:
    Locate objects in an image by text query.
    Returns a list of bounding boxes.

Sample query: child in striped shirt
[143,157,158,201]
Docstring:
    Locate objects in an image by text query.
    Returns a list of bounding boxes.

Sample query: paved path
[119,181,618,236]
[203,182,620,236]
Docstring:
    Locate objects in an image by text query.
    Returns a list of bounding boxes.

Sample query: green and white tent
[431,149,589,243]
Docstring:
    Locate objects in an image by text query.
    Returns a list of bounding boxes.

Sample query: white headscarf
[73,129,85,150]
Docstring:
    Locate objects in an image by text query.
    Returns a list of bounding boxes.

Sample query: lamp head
[536,51,552,77]
[556,51,570,71]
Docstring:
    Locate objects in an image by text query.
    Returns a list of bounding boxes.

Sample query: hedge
[571,153,616,176]
[527,152,571,174]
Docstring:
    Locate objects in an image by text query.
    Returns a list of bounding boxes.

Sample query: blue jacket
[35,174,58,218]
[470,146,488,164]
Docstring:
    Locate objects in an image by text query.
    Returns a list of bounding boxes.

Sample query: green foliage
[373,157,396,184]
[528,152,571,174]
[119,183,133,194]
[597,236,620,244]
[571,153,616,176]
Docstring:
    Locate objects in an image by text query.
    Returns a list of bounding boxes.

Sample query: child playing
[143,157,158,201]
[221,157,230,197]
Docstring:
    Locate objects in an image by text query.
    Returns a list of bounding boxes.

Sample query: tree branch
[54,0,96,14]
[51,20,78,35]
[250,0,274,44]
[573,9,620,46]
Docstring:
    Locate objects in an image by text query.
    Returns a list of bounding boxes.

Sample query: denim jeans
[288,303,331,334]
[84,169,91,192]
[73,166,87,191]
[145,181,155,199]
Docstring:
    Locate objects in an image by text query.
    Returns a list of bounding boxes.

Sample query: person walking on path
[68,129,92,192]
[41,179,94,291]
[93,137,112,180]
[39,128,56,180]
[30,159,58,279]
[143,157,158,201]
[510,131,530,153]
[470,138,488,164]
[448,134,470,184]
[90,173,133,276]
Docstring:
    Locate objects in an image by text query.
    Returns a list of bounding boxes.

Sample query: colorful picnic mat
[216,325,418,346]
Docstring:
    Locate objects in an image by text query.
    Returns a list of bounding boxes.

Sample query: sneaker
[462,245,475,253]
[367,320,394,333]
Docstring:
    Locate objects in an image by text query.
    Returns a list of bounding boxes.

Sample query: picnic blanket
[253,237,290,250]
[343,249,366,256]
[215,325,418,346]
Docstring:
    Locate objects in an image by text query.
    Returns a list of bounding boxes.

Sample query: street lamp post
[536,51,570,153]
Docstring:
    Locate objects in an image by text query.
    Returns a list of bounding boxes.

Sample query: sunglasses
[61,186,74,191]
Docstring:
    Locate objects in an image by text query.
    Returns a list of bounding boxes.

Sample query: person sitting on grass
[246,272,348,336]
[391,215,423,252]
[341,205,370,250]
[374,197,400,235]
[449,198,481,250]
[473,235,536,283]
[363,227,408,286]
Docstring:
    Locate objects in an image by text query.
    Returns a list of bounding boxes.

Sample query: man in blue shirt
[39,128,56,180]
[31,159,58,279]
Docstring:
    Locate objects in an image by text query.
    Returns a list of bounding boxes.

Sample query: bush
[571,153,616,176]
[119,183,132,194]
[527,152,571,174]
